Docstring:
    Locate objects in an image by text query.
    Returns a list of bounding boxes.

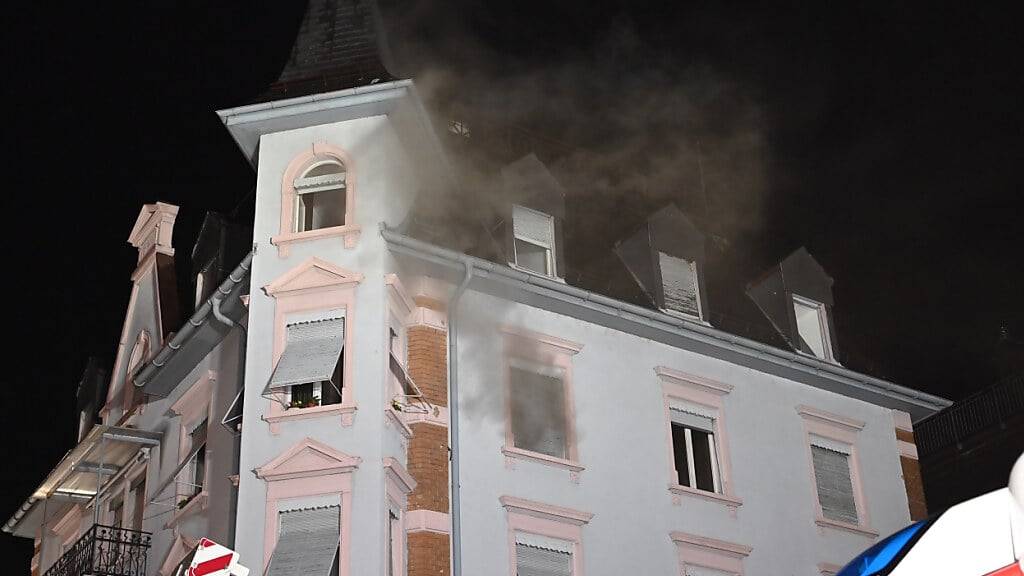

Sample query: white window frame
[657,367,742,509]
[293,160,347,234]
[670,408,721,494]
[792,294,835,362]
[512,205,557,277]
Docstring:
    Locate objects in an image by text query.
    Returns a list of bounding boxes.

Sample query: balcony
[44,524,151,576]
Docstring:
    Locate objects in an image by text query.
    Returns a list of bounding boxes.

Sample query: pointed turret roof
[253,0,396,103]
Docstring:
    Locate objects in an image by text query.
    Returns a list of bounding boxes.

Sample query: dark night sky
[2,0,1021,564]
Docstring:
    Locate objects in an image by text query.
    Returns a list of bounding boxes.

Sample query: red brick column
[406,301,451,576]
[895,412,928,521]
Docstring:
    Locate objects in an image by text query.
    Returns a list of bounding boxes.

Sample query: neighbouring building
[3,205,252,576]
[6,1,954,575]
[915,372,1024,513]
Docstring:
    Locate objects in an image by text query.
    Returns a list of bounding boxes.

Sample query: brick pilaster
[895,412,928,520]
[406,303,451,576]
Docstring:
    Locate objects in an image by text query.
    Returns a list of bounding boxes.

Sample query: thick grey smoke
[381,1,770,436]
[381,4,770,252]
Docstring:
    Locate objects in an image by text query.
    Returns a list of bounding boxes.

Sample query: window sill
[669,484,743,509]
[794,350,842,367]
[263,403,357,430]
[507,263,566,283]
[270,224,362,255]
[166,491,208,529]
[815,517,878,538]
[502,446,583,479]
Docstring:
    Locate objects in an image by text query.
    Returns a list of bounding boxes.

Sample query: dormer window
[658,252,702,320]
[793,295,834,361]
[293,160,347,233]
[512,205,556,277]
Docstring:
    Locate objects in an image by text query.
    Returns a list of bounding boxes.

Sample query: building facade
[6,1,953,575]
[4,205,251,576]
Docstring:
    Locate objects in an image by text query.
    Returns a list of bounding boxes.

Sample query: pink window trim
[818,561,843,575]
[263,258,363,433]
[255,438,360,576]
[796,405,877,538]
[502,328,583,476]
[170,371,215,509]
[655,366,741,508]
[384,458,416,576]
[501,496,593,576]
[271,142,359,257]
[670,531,751,575]
[157,534,199,576]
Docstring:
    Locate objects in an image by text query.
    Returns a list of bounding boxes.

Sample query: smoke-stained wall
[451,288,912,575]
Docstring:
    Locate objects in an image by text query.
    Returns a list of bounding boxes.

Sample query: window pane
[690,429,716,492]
[321,351,344,405]
[291,382,314,405]
[131,476,146,530]
[794,299,827,358]
[515,238,549,275]
[671,423,690,487]
[812,445,858,523]
[299,189,346,231]
[510,367,567,459]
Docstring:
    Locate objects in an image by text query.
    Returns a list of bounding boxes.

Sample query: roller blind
[266,506,340,576]
[515,543,572,576]
[513,205,555,248]
[659,252,700,317]
[811,445,858,524]
[265,317,345,393]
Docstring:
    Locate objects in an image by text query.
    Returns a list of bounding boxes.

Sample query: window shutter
[267,506,340,576]
[515,543,572,576]
[670,408,714,432]
[265,317,346,393]
[513,206,555,248]
[659,252,700,317]
[811,445,858,524]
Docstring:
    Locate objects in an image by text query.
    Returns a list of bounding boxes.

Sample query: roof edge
[381,227,952,420]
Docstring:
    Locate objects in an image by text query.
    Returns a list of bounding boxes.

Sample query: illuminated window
[793,295,833,361]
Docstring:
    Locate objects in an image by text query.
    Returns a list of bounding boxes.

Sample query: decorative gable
[263,257,364,297]
[256,437,361,481]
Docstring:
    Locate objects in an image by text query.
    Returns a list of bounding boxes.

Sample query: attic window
[512,205,556,277]
[793,295,833,361]
[293,161,347,233]
[658,252,702,319]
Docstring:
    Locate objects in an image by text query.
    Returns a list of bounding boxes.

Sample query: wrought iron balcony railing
[43,524,151,576]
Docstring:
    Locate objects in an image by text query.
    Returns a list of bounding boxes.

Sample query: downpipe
[449,259,474,576]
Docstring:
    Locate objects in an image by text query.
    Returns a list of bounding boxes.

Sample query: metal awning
[264,318,345,393]
[266,506,340,576]
[4,425,161,536]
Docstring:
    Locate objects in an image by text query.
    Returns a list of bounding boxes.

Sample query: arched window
[293,159,346,233]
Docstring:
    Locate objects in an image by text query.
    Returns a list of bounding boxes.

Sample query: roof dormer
[501,154,567,279]
[747,247,838,362]
[615,205,708,321]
